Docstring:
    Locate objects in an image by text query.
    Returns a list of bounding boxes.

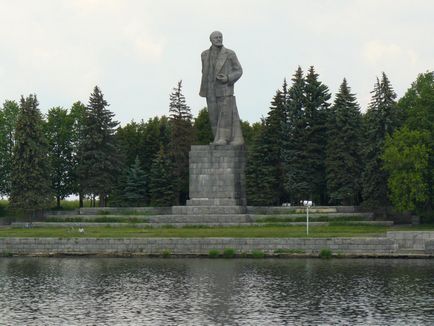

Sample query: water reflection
[0,258,433,325]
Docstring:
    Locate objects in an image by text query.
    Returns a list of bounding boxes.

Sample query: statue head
[209,31,223,48]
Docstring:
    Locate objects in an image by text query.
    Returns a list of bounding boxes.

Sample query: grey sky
[0,0,433,125]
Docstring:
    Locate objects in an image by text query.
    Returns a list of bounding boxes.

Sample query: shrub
[223,248,236,258]
[319,248,332,259]
[161,249,171,258]
[251,250,265,258]
[208,249,220,258]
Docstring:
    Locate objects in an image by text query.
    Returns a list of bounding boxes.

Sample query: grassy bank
[1,224,433,238]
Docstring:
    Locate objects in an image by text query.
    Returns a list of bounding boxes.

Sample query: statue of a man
[199,31,244,145]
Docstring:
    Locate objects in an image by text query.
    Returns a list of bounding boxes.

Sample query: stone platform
[172,144,247,216]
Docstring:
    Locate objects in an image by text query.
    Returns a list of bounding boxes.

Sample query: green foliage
[123,156,147,206]
[326,79,363,205]
[302,66,331,204]
[148,147,176,207]
[383,128,430,212]
[208,249,220,258]
[194,107,213,144]
[381,72,434,214]
[77,86,122,207]
[362,73,399,207]
[161,249,171,258]
[223,248,236,258]
[240,120,261,148]
[251,249,265,258]
[45,107,75,207]
[246,120,280,205]
[69,101,87,205]
[0,100,20,196]
[282,66,331,205]
[168,80,193,204]
[9,95,52,215]
[283,67,309,203]
[319,248,332,259]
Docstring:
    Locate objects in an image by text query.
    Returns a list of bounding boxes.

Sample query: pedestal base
[172,144,247,216]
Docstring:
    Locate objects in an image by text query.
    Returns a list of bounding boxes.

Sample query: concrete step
[172,206,247,215]
[251,212,374,221]
[11,220,393,229]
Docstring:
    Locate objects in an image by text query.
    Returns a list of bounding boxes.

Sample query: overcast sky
[1,0,433,125]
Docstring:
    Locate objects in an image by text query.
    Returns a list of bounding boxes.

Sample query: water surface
[0,257,433,325]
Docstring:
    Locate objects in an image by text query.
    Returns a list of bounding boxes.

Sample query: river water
[0,257,433,325]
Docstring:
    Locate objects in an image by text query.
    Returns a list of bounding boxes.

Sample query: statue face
[210,32,223,47]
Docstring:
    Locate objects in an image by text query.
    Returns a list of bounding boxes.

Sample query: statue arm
[227,52,242,85]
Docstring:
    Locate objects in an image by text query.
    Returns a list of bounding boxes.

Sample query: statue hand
[216,74,228,83]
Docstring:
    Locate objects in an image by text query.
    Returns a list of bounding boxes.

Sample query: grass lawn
[0,224,433,238]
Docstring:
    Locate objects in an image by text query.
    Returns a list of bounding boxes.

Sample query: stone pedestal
[172,144,247,215]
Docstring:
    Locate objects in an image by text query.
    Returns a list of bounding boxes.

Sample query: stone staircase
[8,205,393,228]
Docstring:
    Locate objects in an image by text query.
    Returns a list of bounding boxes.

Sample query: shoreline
[1,232,434,258]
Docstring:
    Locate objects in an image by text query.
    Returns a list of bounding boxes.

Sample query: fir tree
[123,156,147,206]
[69,101,87,207]
[0,100,20,197]
[361,73,398,208]
[9,95,52,218]
[303,66,331,204]
[325,79,362,205]
[45,107,74,208]
[168,80,193,204]
[77,86,122,207]
[282,67,309,203]
[245,120,280,205]
[149,147,176,207]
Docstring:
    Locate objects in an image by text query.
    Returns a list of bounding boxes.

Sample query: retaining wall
[0,237,397,256]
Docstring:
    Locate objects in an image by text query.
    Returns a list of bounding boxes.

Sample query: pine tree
[0,100,20,197]
[303,66,331,204]
[45,107,74,208]
[245,120,280,205]
[77,86,122,207]
[9,95,52,218]
[149,147,176,207]
[361,73,398,208]
[283,67,309,204]
[69,101,87,207]
[325,79,363,205]
[168,80,193,204]
[123,156,147,206]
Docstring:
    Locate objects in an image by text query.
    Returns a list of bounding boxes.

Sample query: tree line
[0,68,432,218]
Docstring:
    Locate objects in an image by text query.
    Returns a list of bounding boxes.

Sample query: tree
[45,107,74,208]
[303,66,331,204]
[325,79,363,205]
[168,80,193,204]
[194,107,213,145]
[361,72,398,208]
[0,100,20,197]
[123,156,147,206]
[148,147,176,207]
[9,95,52,218]
[77,86,122,207]
[383,127,430,212]
[245,120,280,205]
[69,101,87,207]
[383,71,434,213]
[283,67,309,204]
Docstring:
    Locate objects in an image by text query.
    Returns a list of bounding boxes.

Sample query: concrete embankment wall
[1,232,433,257]
[0,237,407,256]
